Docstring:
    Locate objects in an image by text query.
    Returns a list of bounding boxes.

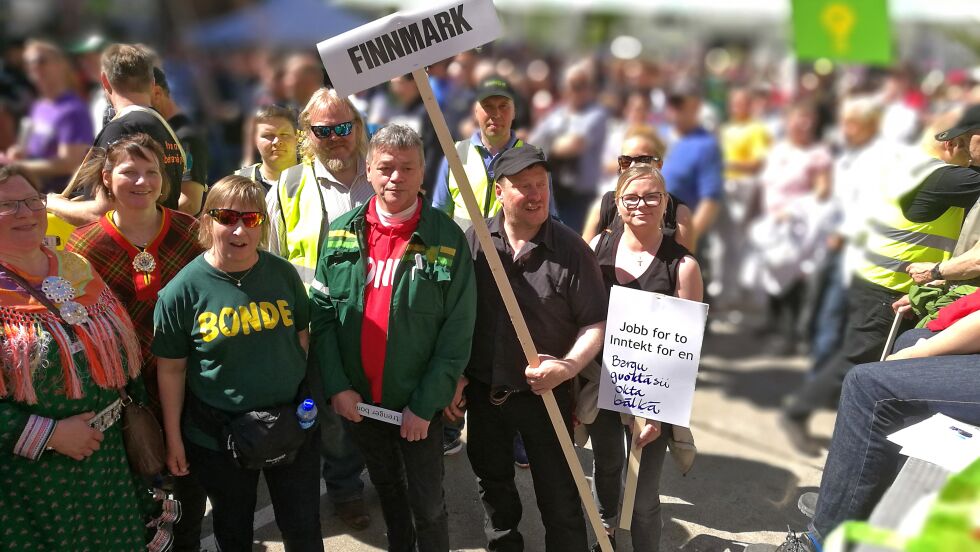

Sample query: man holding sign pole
[455,145,606,551]
[309,125,476,552]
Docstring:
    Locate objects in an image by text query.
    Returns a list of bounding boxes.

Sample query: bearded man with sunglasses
[265,87,376,531]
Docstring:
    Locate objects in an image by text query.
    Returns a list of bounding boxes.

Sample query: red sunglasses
[207,208,267,228]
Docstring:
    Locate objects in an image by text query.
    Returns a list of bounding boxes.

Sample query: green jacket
[308,198,477,418]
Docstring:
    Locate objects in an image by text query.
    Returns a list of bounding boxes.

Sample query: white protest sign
[356,402,403,426]
[317,0,502,97]
[598,286,708,428]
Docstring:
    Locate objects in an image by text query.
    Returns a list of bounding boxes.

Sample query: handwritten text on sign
[317,0,502,97]
[598,286,708,428]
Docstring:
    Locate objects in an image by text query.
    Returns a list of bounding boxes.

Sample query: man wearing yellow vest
[431,75,558,232]
[265,86,375,530]
[780,105,980,456]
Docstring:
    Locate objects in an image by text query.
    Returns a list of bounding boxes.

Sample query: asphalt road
[199,319,837,551]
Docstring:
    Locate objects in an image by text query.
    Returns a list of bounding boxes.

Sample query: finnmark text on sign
[317,0,501,97]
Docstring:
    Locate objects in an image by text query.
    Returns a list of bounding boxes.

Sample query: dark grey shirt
[465,212,607,391]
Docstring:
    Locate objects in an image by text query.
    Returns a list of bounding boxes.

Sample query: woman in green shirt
[153,175,322,551]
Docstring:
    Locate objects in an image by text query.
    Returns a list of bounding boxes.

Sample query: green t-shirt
[152,251,311,449]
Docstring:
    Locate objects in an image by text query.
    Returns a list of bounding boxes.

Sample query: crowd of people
[1,33,979,552]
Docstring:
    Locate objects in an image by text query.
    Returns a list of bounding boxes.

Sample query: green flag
[791,0,893,65]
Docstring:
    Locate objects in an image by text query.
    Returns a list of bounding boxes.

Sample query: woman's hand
[47,412,104,460]
[166,436,190,476]
[636,419,662,448]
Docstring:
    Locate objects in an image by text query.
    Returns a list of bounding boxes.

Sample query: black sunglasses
[309,121,354,139]
[618,154,661,171]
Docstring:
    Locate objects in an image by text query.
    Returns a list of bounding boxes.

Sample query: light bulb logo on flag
[821,3,856,54]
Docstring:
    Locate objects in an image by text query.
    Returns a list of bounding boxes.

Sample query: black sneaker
[443,436,463,456]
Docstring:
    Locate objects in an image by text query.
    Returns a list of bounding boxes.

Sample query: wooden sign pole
[619,416,645,531]
[412,69,613,552]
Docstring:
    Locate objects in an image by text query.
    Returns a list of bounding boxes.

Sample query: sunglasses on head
[309,121,354,139]
[618,154,661,171]
[207,209,267,228]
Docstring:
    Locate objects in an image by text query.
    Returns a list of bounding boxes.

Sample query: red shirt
[361,198,421,403]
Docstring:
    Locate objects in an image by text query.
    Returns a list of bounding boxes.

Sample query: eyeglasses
[0,196,47,216]
[207,209,267,228]
[620,192,665,209]
[618,154,661,171]
[309,121,354,139]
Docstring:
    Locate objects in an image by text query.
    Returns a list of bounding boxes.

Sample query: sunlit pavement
[204,313,837,551]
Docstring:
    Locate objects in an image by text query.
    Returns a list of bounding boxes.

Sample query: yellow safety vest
[275,162,327,286]
[235,163,263,182]
[447,139,523,230]
[856,157,964,293]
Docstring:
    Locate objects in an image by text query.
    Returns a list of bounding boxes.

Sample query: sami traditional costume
[0,248,145,551]
[67,207,202,405]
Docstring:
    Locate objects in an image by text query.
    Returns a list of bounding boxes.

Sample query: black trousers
[345,416,449,552]
[465,379,588,552]
[785,277,913,419]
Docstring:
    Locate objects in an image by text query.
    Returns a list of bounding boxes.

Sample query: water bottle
[296,398,317,430]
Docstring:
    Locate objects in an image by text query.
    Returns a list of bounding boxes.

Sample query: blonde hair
[198,176,270,249]
[615,164,667,199]
[298,88,367,163]
[621,125,667,159]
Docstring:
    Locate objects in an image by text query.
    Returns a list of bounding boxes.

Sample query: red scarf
[360,198,421,404]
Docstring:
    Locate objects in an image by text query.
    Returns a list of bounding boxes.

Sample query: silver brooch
[132,250,157,273]
[41,276,76,304]
[59,301,90,326]
[41,276,89,325]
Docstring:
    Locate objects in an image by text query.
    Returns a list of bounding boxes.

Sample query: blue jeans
[808,250,848,371]
[810,328,980,540]
[186,433,323,552]
[345,416,449,552]
[319,406,366,504]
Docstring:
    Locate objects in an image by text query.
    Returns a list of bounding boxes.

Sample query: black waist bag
[189,390,316,470]
[222,404,310,470]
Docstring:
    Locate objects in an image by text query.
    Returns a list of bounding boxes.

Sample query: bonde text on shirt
[197,301,295,342]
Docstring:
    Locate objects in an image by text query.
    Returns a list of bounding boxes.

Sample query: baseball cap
[935,104,980,141]
[491,145,548,179]
[476,75,516,103]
